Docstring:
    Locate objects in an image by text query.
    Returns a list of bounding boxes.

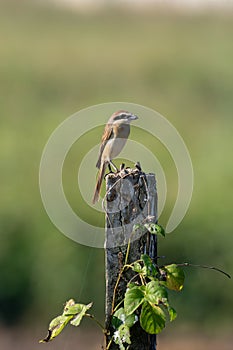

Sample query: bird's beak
[130,114,138,121]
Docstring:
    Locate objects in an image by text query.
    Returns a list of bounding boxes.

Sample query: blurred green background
[0,0,233,348]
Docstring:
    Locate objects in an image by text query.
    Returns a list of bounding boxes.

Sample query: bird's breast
[108,137,128,159]
[102,124,130,162]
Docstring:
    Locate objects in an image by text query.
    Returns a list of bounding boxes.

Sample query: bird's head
[110,110,138,125]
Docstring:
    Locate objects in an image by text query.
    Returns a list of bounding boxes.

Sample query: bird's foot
[104,170,114,179]
[134,161,142,171]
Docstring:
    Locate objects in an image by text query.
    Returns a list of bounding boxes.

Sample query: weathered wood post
[105,166,158,350]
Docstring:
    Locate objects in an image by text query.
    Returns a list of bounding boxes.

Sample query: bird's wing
[96,122,114,169]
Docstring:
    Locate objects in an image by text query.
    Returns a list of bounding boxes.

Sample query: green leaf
[63,304,83,316]
[140,302,166,334]
[113,324,131,350]
[127,282,138,289]
[160,264,185,291]
[69,303,93,327]
[112,307,137,329]
[40,315,71,342]
[144,281,168,305]
[39,299,93,343]
[141,254,157,278]
[144,223,165,237]
[168,306,177,322]
[124,286,144,315]
[132,262,143,273]
[125,313,137,328]
[155,224,165,237]
[112,308,124,329]
[64,302,92,316]
[143,281,177,323]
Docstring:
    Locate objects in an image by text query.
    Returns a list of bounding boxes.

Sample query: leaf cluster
[111,250,185,349]
[40,299,93,343]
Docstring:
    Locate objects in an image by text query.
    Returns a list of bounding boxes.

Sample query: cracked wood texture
[105,169,157,350]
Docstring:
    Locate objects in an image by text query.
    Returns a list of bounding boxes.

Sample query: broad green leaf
[70,303,93,326]
[140,302,166,334]
[40,315,71,342]
[141,254,157,278]
[160,264,185,291]
[112,308,137,329]
[168,306,177,322]
[144,281,168,305]
[113,324,131,350]
[144,223,165,237]
[124,286,144,315]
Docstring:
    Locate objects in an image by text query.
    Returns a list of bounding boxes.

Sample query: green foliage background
[0,0,232,334]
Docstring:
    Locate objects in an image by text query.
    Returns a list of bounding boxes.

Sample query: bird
[92,110,138,204]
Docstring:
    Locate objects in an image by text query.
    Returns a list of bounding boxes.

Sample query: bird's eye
[114,114,125,121]
[120,113,130,119]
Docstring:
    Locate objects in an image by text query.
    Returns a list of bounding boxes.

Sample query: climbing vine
[40,223,230,349]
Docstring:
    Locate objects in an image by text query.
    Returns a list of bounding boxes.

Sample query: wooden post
[105,166,158,350]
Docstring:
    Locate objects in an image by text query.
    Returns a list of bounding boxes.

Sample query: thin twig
[85,314,106,331]
[178,262,231,279]
[124,237,131,266]
[127,273,142,286]
[112,299,124,313]
[105,336,114,350]
[102,170,135,210]
[111,265,126,314]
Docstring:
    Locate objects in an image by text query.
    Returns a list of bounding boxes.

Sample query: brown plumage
[92,110,138,204]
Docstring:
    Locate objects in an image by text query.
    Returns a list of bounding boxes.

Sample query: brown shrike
[92,110,138,204]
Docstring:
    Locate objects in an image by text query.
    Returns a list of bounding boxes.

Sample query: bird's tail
[92,162,107,204]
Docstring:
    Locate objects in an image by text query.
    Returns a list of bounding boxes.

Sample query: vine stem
[177,262,231,279]
[111,237,132,314]
[112,299,124,313]
[111,264,126,314]
[124,259,142,268]
[85,314,106,331]
[105,336,114,350]
[124,237,131,266]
